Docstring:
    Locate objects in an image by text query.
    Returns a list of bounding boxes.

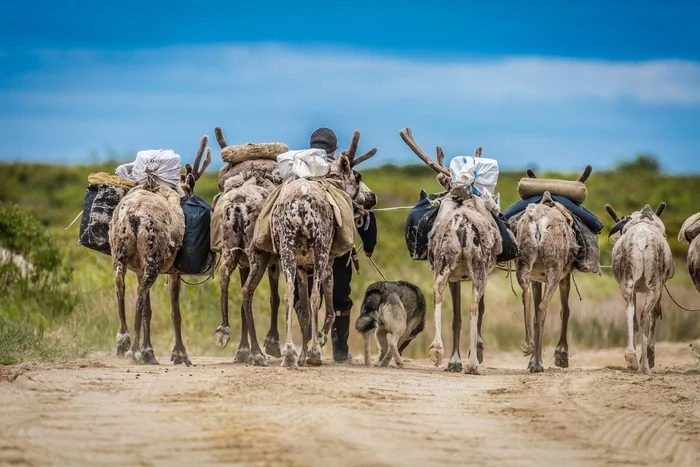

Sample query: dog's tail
[355,313,378,333]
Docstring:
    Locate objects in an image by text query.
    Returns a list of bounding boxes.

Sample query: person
[293,127,378,362]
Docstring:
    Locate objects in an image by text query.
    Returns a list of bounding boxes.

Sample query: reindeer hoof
[281,346,298,367]
[625,351,639,371]
[234,347,251,364]
[520,340,535,356]
[170,348,192,367]
[214,325,231,350]
[306,347,322,366]
[140,348,159,365]
[125,348,140,363]
[428,345,444,367]
[446,359,462,373]
[554,349,569,368]
[638,366,652,375]
[529,362,545,373]
[263,335,282,358]
[251,352,268,367]
[116,333,131,358]
[464,363,480,375]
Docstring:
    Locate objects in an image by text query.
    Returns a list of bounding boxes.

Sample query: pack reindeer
[400,128,501,375]
[109,136,211,366]
[237,131,377,367]
[513,167,592,373]
[211,126,284,364]
[605,202,672,373]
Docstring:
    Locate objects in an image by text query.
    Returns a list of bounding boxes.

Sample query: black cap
[309,127,338,153]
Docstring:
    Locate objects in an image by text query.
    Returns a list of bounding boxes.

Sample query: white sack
[449,156,500,197]
[277,149,330,180]
[116,149,182,188]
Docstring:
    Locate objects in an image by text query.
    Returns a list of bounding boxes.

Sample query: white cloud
[1,43,699,172]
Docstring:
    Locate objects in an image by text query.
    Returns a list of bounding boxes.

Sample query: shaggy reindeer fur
[515,190,579,373]
[606,203,672,373]
[212,126,286,365]
[236,131,377,367]
[355,281,426,367]
[400,128,500,375]
[678,213,700,292]
[689,237,700,293]
[109,136,211,366]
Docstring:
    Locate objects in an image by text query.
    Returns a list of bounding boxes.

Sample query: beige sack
[221,143,289,165]
[679,213,700,244]
[254,179,355,256]
[518,178,587,204]
[210,193,223,253]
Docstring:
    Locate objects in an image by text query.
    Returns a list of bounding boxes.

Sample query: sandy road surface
[1,342,699,467]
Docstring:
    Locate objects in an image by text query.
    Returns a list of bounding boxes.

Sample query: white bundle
[277,149,330,180]
[116,149,182,188]
[449,156,500,197]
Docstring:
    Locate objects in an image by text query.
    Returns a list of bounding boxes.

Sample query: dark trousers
[293,252,354,312]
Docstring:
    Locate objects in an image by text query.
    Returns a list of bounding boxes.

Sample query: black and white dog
[355,281,426,367]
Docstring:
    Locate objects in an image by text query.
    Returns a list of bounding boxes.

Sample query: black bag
[405,190,440,260]
[78,183,130,255]
[572,215,601,273]
[174,195,215,275]
[494,213,519,262]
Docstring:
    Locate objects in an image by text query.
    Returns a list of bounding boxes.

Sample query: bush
[615,155,661,174]
[0,203,81,362]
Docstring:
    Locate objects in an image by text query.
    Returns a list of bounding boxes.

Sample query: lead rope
[663,283,700,312]
[354,243,389,281]
[599,265,700,311]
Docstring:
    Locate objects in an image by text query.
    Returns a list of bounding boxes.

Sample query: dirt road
[1,342,699,466]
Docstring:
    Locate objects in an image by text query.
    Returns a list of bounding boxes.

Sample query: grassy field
[1,157,699,364]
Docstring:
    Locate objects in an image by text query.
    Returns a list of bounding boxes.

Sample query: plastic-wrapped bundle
[116,149,182,189]
[277,149,330,180]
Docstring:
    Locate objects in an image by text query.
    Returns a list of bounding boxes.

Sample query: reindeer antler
[436,147,445,168]
[399,128,450,177]
[475,146,483,158]
[655,202,666,217]
[192,135,212,181]
[341,130,377,167]
[604,204,621,222]
[526,169,538,179]
[578,165,593,183]
[214,127,228,149]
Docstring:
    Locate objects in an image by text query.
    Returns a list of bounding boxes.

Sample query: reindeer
[678,213,700,293]
[211,126,285,364]
[399,128,501,374]
[605,202,672,373]
[109,137,211,366]
[235,131,377,367]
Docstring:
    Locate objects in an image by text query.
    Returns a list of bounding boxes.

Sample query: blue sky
[1,0,699,173]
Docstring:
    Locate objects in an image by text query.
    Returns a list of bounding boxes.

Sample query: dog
[355,281,426,367]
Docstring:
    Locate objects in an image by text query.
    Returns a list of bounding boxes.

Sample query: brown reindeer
[109,136,211,366]
[399,128,501,374]
[237,131,377,367]
[513,167,593,373]
[212,126,284,364]
[605,203,672,373]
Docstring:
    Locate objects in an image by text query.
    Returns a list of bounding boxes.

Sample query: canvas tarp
[254,179,355,256]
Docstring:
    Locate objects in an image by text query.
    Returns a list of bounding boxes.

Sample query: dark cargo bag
[78,183,130,255]
[174,195,215,276]
[405,190,441,260]
[494,213,519,262]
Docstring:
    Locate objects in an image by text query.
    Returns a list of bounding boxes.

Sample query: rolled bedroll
[221,142,289,165]
[517,177,588,205]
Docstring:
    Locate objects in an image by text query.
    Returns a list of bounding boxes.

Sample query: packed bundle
[276,149,330,179]
[78,173,135,255]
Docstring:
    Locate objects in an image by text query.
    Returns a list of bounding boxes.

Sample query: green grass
[1,159,700,363]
